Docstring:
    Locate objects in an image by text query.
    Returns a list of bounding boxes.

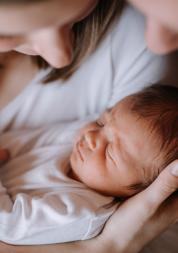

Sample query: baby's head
[70,85,178,197]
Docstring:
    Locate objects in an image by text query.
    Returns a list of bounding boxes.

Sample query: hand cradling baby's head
[70,85,178,197]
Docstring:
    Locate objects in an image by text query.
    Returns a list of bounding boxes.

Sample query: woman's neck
[0,52,38,110]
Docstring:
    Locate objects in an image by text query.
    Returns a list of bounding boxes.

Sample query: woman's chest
[0,50,113,130]
[0,54,38,110]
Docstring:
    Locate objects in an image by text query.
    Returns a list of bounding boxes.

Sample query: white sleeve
[0,124,116,245]
[108,5,168,108]
[0,181,116,245]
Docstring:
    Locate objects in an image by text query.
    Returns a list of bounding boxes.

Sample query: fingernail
[171,166,178,176]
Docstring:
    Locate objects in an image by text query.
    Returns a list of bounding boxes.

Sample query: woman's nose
[31,26,73,68]
[84,131,98,150]
[145,18,178,54]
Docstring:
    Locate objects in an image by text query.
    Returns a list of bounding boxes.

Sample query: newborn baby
[70,84,178,197]
[0,84,177,245]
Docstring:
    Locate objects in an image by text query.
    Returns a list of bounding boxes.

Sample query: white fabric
[0,4,177,250]
[0,5,167,132]
[0,118,118,245]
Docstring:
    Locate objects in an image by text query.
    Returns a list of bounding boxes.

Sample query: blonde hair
[0,0,125,83]
[35,0,125,83]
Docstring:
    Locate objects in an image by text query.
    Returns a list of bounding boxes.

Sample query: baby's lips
[0,148,10,165]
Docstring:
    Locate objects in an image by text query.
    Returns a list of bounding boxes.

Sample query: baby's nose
[85,131,97,150]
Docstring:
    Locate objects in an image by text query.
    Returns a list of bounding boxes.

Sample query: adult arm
[0,160,178,253]
[100,160,178,253]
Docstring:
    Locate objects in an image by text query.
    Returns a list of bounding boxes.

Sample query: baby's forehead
[99,108,113,121]
[110,96,133,116]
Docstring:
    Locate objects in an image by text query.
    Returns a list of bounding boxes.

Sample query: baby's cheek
[77,165,94,187]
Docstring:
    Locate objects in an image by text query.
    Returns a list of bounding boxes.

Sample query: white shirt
[0,119,118,245]
[0,5,168,131]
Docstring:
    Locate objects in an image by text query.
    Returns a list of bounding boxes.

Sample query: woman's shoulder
[106,4,167,107]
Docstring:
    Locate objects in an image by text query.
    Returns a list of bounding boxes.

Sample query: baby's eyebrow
[105,108,112,116]
[101,109,112,123]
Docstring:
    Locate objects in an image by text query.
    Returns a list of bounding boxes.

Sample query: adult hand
[0,161,178,253]
[100,160,178,253]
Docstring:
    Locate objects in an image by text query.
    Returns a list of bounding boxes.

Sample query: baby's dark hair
[128,84,178,192]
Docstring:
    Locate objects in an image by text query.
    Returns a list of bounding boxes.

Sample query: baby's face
[70,98,161,197]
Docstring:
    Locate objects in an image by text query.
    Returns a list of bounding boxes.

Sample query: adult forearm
[1,162,178,253]
[0,238,111,253]
[99,162,178,253]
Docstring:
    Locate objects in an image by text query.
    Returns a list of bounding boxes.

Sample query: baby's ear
[0,148,10,165]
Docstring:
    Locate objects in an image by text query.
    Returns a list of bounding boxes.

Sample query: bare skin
[128,0,178,54]
[0,161,177,253]
[0,0,98,107]
[0,0,177,252]
[0,0,98,68]
[70,98,162,197]
[0,53,38,109]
